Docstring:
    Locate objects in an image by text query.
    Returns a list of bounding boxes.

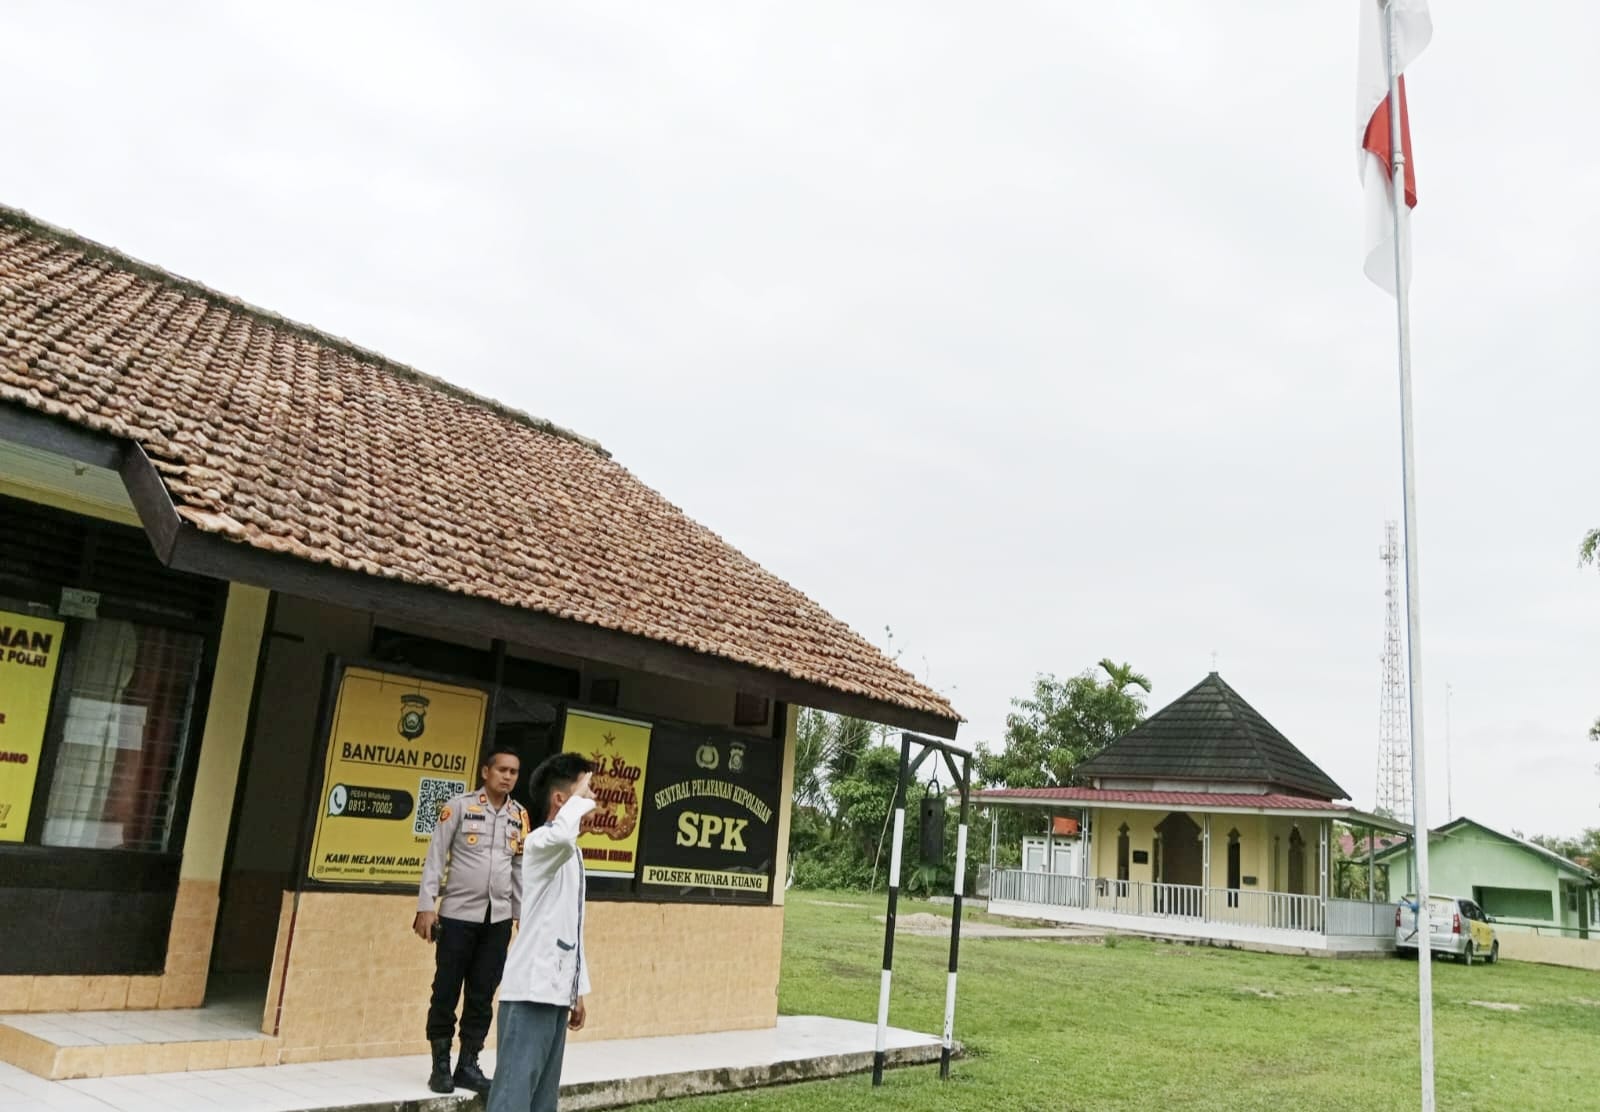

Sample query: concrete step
[0,1000,278,1079]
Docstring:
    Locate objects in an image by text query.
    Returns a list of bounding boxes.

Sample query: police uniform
[417,788,530,1074]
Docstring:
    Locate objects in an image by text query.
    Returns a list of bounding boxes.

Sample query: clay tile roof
[1075,672,1346,801]
[0,206,956,725]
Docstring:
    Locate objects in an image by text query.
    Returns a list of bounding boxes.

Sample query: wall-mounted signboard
[306,665,489,886]
[0,610,65,842]
[636,723,782,904]
[560,709,652,878]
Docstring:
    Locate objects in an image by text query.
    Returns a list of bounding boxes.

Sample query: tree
[975,659,1152,789]
[1527,828,1600,865]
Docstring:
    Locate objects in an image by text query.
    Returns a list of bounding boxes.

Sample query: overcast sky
[7,3,1596,837]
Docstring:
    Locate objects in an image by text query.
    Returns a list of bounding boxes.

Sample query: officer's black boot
[428,1038,455,1094]
[454,1043,493,1094]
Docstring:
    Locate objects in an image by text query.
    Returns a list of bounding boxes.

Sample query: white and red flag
[1358,0,1432,293]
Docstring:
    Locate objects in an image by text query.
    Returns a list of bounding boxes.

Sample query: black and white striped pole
[873,734,972,1088]
[871,733,912,1087]
[940,751,971,1079]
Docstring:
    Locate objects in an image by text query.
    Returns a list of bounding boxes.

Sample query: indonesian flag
[1358,0,1432,293]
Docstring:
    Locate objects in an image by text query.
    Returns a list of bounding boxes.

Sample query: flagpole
[1382,2,1436,1109]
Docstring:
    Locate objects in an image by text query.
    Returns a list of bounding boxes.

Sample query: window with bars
[0,493,220,855]
[40,619,206,852]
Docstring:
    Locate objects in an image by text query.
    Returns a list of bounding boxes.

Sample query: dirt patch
[1316,986,1359,995]
[1467,1001,1525,1012]
[1239,987,1282,999]
[809,900,869,910]
[875,912,1099,940]
[1575,998,1600,1008]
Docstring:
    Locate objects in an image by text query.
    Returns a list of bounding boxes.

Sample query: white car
[1394,894,1499,965]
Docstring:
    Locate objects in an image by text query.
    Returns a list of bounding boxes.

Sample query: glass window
[41,618,205,852]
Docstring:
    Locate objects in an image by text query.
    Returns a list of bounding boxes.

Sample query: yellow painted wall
[1499,931,1600,971]
[180,584,270,881]
[1087,809,1329,896]
[772,703,797,907]
[1092,809,1160,884]
[263,891,785,1062]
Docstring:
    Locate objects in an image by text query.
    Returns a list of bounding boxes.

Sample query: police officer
[415,746,530,1095]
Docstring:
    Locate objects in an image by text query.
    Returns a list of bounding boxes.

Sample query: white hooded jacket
[499,794,595,1006]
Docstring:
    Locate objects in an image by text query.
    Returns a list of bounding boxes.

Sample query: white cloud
[4,0,1595,833]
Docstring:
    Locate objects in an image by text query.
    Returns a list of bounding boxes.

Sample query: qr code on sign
[414,777,466,836]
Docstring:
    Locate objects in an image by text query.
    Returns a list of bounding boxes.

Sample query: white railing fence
[991,870,1392,937]
[1326,897,1395,938]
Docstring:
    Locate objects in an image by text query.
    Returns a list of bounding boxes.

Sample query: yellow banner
[640,865,770,893]
[562,710,651,877]
[0,610,65,843]
[308,667,488,885]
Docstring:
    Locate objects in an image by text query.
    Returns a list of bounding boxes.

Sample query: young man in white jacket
[486,752,597,1112]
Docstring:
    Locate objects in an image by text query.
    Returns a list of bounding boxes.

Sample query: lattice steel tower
[1376,521,1411,819]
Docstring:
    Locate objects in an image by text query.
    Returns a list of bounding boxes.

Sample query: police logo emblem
[397,693,430,740]
[728,741,746,774]
[695,743,719,771]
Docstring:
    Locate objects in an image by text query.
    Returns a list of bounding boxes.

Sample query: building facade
[0,205,959,1073]
[979,673,1404,952]
[1375,817,1597,939]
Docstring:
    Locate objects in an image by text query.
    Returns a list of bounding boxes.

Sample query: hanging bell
[919,780,946,866]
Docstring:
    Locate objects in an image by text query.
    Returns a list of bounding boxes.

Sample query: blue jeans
[485,1000,569,1112]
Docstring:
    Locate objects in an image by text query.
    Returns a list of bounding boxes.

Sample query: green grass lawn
[658,891,1600,1111]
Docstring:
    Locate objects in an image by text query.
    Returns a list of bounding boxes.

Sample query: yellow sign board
[562,710,651,877]
[308,666,488,885]
[0,610,65,843]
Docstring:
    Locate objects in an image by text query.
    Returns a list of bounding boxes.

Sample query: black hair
[529,752,595,818]
[481,745,522,771]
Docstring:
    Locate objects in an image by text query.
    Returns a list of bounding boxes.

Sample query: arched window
[1227,829,1241,908]
[1288,826,1306,895]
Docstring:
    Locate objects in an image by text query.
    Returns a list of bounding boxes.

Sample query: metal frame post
[872,733,912,1086]
[940,751,971,1079]
[873,733,974,1088]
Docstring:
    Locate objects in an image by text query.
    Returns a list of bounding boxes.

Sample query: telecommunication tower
[1376,522,1411,820]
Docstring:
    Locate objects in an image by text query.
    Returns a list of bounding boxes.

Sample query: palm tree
[1098,658,1152,695]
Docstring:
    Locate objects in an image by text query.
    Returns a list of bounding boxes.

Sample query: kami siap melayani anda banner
[561,709,651,877]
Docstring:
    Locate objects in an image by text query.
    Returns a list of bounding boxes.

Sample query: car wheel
[1461,942,1474,966]
[1488,941,1499,965]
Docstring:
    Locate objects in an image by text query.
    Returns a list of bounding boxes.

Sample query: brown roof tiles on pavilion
[0,205,957,726]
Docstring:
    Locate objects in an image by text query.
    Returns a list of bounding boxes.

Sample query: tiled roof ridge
[0,203,609,459]
[1211,673,1281,777]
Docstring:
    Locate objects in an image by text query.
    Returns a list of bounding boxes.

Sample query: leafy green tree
[975,658,1151,789]
[1528,828,1600,865]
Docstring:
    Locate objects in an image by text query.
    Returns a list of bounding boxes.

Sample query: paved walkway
[0,1016,943,1111]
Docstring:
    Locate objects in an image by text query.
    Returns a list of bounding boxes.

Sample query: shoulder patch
[520,809,532,836]
[439,806,452,823]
